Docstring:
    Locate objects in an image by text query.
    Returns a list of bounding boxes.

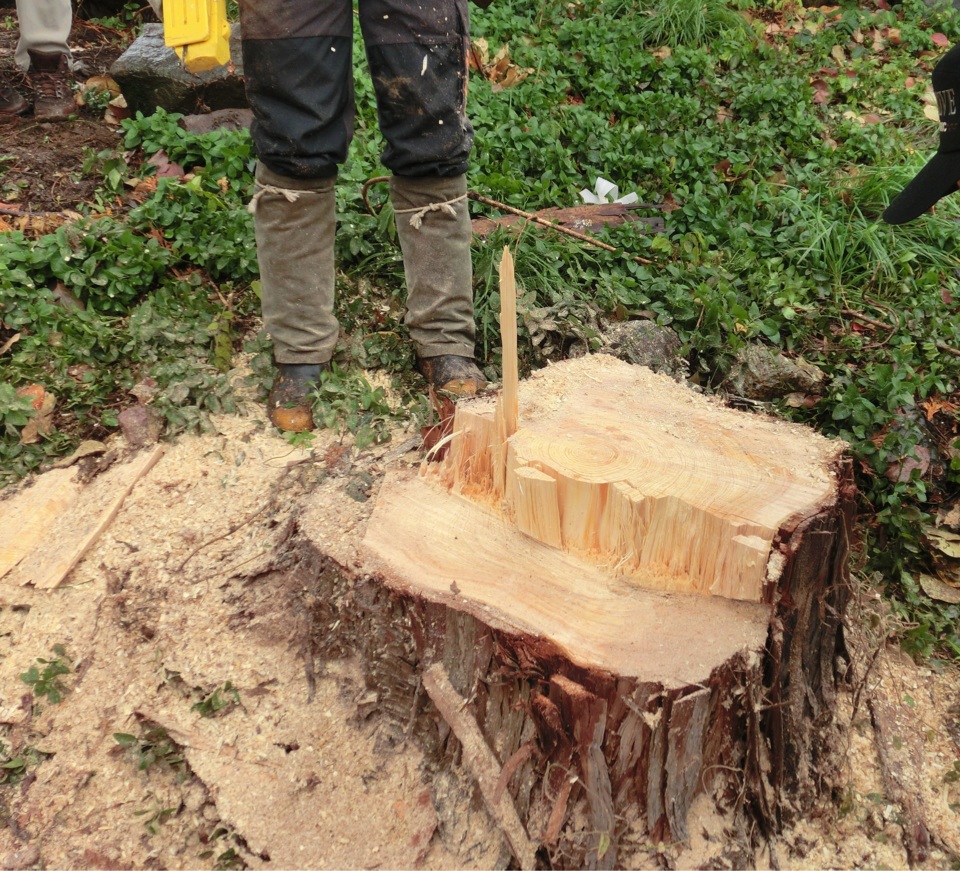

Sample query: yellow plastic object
[162,0,231,73]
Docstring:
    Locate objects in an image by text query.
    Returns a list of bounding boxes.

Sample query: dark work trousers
[238,0,475,179]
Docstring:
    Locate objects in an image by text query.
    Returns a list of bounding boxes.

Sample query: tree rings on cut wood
[438,353,842,603]
[355,354,854,864]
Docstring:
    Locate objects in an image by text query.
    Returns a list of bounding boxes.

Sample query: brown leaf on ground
[147,150,185,179]
[918,572,960,604]
[468,38,532,90]
[0,332,20,356]
[923,396,958,421]
[16,385,56,445]
[77,74,120,106]
[885,445,931,483]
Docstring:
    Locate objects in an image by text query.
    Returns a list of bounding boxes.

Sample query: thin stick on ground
[422,663,539,871]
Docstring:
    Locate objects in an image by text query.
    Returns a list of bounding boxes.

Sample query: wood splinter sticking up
[499,245,519,440]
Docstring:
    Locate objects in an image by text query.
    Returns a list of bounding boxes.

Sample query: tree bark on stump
[295,355,854,869]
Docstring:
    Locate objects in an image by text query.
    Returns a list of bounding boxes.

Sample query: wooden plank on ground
[0,467,82,582]
[11,446,164,589]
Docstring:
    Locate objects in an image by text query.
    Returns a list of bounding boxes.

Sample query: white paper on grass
[579,177,639,205]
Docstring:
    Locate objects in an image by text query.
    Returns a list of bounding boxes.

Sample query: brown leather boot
[27,50,75,122]
[267,363,326,433]
[0,81,27,116]
[417,355,486,397]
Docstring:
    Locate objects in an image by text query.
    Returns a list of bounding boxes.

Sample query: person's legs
[239,0,354,429]
[361,0,484,394]
[15,0,75,121]
[14,0,72,67]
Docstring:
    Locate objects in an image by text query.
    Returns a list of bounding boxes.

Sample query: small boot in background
[0,80,27,115]
[27,50,75,122]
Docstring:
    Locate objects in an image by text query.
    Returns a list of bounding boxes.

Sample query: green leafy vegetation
[190,681,241,718]
[20,644,72,703]
[3,0,960,658]
[113,726,187,775]
[200,826,248,870]
[0,740,49,785]
[309,364,398,449]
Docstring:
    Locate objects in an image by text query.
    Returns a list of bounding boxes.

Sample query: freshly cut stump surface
[440,353,840,603]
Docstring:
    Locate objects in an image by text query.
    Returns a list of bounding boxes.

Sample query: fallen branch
[467,191,655,265]
[422,663,540,871]
[360,175,655,265]
[935,340,960,359]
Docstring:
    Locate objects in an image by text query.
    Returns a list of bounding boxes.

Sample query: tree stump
[354,354,854,868]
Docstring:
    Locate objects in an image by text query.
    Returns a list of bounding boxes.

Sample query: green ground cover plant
[2,0,960,657]
[20,644,72,704]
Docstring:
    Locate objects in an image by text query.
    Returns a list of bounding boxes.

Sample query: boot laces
[33,67,70,101]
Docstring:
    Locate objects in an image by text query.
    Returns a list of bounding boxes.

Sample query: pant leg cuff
[415,342,477,360]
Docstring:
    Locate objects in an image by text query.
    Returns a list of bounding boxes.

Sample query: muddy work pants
[240,0,477,364]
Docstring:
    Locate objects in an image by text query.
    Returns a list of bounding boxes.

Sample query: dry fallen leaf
[923,396,957,421]
[16,384,56,445]
[938,503,960,530]
[78,74,120,106]
[885,445,930,483]
[147,151,185,179]
[918,572,960,604]
[716,106,734,124]
[104,96,130,126]
[0,332,20,356]
[467,39,532,89]
[923,526,960,559]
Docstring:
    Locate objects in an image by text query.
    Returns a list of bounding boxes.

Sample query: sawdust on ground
[0,363,958,871]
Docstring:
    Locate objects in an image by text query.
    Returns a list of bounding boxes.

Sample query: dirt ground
[0,13,128,218]
[2,10,960,871]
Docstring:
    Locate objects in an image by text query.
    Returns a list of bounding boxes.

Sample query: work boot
[0,81,27,116]
[267,363,326,433]
[390,175,482,390]
[417,354,486,396]
[27,50,75,122]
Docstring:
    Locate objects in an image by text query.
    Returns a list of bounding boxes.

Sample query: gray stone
[110,23,247,117]
[3,845,40,871]
[722,344,824,401]
[181,107,254,135]
[600,320,688,379]
[118,404,163,448]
